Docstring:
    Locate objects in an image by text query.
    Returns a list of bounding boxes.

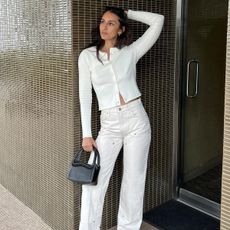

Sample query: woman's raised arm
[127,10,164,61]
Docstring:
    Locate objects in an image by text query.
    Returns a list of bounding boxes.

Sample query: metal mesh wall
[0,0,74,230]
[73,0,176,229]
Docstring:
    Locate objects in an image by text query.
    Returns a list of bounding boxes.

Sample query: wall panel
[0,1,74,229]
[221,1,230,229]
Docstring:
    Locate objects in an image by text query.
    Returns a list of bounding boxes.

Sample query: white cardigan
[78,10,164,137]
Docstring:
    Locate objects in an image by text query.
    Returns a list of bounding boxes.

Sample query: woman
[78,6,164,230]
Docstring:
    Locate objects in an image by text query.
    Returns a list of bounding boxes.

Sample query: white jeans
[79,98,151,230]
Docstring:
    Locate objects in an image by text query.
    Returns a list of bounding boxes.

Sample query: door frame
[173,0,221,219]
[172,0,183,199]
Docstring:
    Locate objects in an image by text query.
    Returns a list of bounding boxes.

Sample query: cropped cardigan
[78,10,164,137]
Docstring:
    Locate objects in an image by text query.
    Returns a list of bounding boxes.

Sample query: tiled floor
[109,222,158,230]
[183,164,222,203]
[0,184,158,230]
[0,184,52,230]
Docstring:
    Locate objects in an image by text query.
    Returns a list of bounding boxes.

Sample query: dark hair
[86,6,132,63]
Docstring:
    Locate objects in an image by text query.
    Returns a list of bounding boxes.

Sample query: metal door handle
[186,59,199,98]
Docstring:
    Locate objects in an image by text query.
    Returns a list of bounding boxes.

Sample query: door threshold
[178,188,220,219]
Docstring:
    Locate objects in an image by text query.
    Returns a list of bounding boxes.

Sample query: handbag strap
[92,147,100,166]
[73,147,100,166]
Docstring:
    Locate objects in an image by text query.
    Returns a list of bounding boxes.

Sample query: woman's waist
[101,97,142,114]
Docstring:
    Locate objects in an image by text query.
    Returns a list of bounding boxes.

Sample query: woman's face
[99,11,123,43]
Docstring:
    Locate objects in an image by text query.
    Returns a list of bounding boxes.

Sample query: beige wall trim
[221,0,230,229]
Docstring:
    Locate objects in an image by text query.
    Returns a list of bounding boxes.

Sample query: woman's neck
[102,40,116,53]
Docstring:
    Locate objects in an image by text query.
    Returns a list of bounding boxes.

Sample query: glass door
[179,0,228,215]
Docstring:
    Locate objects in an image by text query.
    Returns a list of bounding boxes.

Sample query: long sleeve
[78,50,92,138]
[127,10,164,61]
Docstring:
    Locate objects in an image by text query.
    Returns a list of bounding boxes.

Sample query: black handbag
[67,147,100,185]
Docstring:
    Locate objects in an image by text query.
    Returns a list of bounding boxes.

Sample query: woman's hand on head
[82,137,98,152]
